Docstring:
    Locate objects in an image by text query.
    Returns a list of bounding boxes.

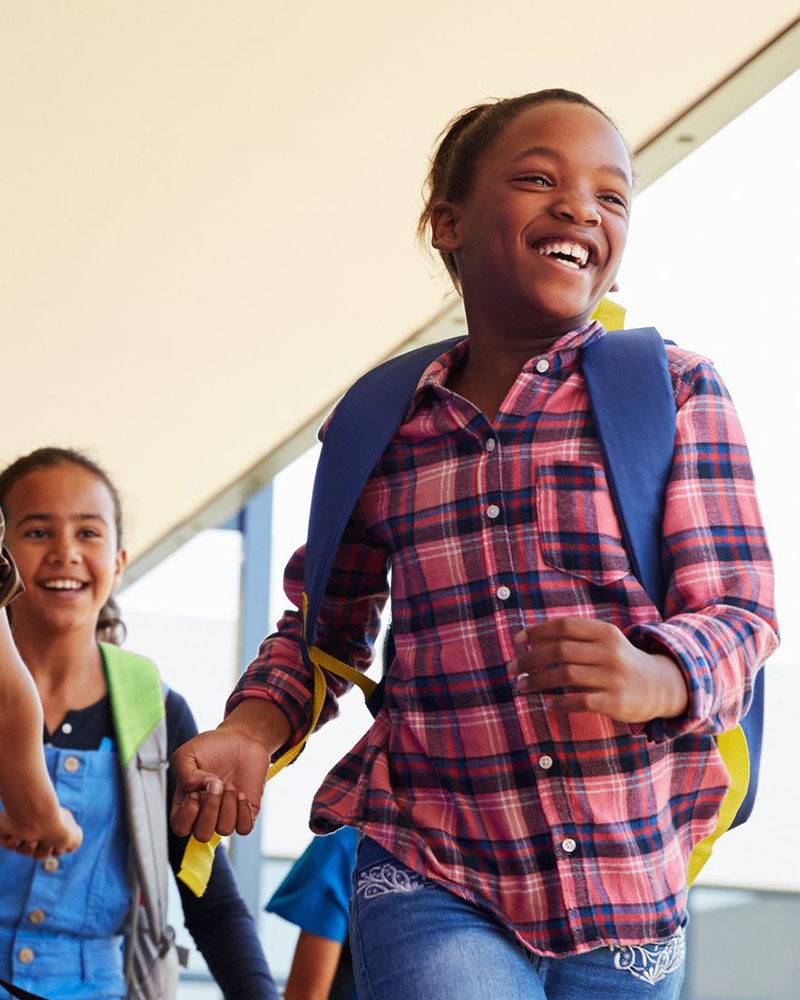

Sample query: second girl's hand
[170,699,291,841]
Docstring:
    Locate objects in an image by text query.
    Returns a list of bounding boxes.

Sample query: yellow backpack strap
[687,724,751,885]
[178,593,376,895]
[590,296,626,331]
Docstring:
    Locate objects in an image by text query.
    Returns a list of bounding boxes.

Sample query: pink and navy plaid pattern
[229,322,778,956]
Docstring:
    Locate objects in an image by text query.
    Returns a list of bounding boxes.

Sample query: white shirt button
[64,755,81,773]
[486,505,500,520]
[538,755,554,770]
[61,722,73,734]
[43,856,60,873]
[485,437,497,452]
[18,947,34,964]
[496,585,511,601]
[561,838,577,854]
[535,358,550,374]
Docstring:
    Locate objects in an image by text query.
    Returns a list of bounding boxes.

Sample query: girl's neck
[448,314,584,423]
[12,618,103,697]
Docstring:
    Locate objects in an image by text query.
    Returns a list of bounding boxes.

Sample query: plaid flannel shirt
[229,322,778,956]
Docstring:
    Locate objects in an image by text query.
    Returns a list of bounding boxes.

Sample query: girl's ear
[113,548,128,590]
[430,201,462,252]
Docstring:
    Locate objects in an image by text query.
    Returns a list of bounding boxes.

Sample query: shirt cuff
[625,621,713,743]
[225,669,314,759]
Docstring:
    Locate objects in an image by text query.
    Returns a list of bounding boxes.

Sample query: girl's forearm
[0,618,62,836]
[283,931,342,1000]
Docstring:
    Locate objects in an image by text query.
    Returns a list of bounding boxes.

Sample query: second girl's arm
[0,608,82,856]
[165,691,280,1000]
[172,513,389,839]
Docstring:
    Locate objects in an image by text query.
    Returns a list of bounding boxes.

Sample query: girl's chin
[17,604,100,635]
[523,287,596,323]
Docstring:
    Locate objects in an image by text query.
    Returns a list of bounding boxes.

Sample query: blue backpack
[180,323,764,896]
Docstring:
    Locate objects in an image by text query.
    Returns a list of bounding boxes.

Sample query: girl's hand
[170,699,291,842]
[0,806,83,859]
[510,617,689,724]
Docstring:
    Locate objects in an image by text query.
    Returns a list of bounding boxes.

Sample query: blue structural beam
[226,482,274,918]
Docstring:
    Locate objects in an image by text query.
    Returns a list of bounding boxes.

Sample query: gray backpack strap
[100,644,178,1000]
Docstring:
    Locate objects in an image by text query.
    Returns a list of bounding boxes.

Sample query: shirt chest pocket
[536,462,632,586]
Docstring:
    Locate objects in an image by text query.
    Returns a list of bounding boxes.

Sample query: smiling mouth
[533,239,591,270]
[39,579,89,592]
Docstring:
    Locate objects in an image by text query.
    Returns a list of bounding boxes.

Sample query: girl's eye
[600,193,628,210]
[518,174,551,187]
[78,529,101,539]
[25,528,49,539]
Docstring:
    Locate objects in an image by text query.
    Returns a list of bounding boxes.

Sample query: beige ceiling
[1,2,798,574]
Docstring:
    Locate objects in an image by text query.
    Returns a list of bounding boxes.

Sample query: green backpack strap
[100,642,165,768]
[100,643,177,998]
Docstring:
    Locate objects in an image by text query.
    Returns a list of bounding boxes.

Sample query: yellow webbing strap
[590,296,626,331]
[687,724,750,885]
[178,833,220,897]
[178,594,377,895]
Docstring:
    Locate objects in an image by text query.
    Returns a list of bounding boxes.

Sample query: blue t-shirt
[266,826,359,943]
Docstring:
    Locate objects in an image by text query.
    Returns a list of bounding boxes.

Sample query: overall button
[535,358,550,374]
[18,947,35,964]
[43,856,59,873]
[485,437,497,452]
[61,722,73,734]
[29,909,45,925]
[64,755,81,773]
[538,755,554,770]
[561,838,577,854]
[486,504,500,519]
[496,586,511,601]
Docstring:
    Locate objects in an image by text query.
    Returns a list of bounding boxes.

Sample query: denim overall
[0,739,130,1000]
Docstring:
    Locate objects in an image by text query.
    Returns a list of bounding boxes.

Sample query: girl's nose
[47,538,80,564]
[551,192,601,227]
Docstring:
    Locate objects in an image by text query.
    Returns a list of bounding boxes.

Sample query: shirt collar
[408,319,606,414]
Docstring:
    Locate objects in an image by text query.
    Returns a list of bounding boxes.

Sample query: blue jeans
[350,838,686,1000]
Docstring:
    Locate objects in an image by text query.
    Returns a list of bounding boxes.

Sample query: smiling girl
[0,449,278,1000]
[172,90,778,999]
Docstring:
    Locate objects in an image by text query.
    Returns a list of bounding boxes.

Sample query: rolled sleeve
[627,354,779,742]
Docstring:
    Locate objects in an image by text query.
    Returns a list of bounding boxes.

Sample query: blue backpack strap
[584,330,762,876]
[734,673,763,825]
[303,336,462,643]
[262,336,462,782]
[582,328,676,613]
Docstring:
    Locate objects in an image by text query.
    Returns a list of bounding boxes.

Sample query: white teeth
[43,579,85,590]
[536,240,590,267]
